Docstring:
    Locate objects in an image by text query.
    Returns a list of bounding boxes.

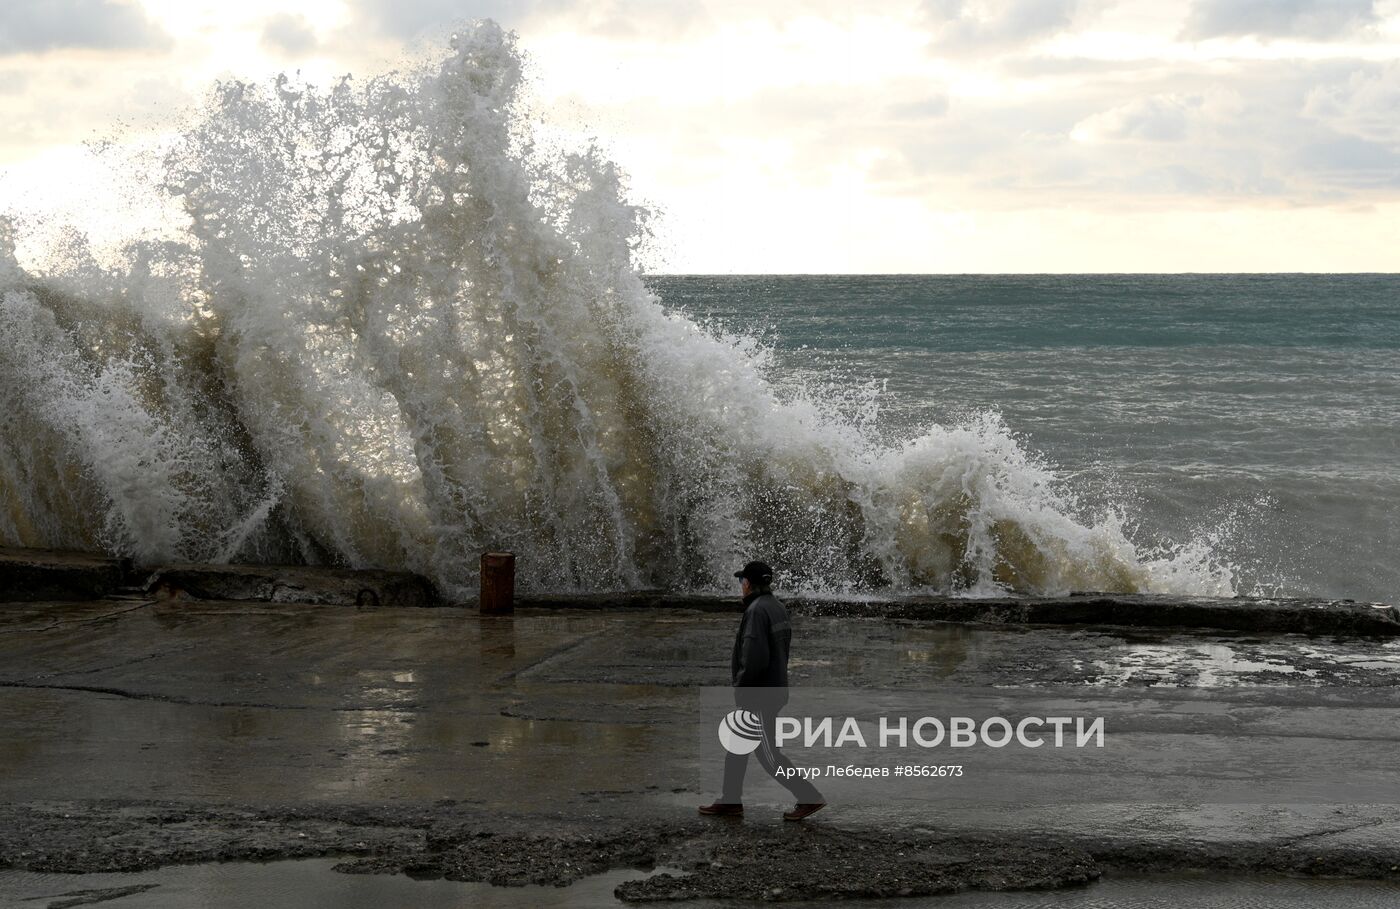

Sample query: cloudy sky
[1,0,1398,272]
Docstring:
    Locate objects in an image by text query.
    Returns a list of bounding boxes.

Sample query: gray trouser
[721,690,823,804]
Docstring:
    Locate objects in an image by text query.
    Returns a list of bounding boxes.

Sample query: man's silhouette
[699,560,826,821]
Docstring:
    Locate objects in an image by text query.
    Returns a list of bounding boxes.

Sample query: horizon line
[641,271,1400,278]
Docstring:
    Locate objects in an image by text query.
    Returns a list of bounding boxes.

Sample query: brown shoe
[783,802,826,821]
[697,802,743,816]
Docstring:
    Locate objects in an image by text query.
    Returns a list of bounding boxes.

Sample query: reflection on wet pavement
[1,601,1398,820]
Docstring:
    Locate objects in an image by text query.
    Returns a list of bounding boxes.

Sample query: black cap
[734,560,773,585]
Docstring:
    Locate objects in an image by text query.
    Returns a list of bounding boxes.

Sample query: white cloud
[1070,90,1244,143]
[1293,132,1400,189]
[923,0,1088,51]
[261,13,318,55]
[1181,0,1378,40]
[4,0,1400,271]
[0,0,171,56]
[869,58,1400,205]
[886,95,951,119]
[1303,60,1400,143]
[351,0,555,38]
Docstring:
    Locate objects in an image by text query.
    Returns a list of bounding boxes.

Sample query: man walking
[699,560,826,821]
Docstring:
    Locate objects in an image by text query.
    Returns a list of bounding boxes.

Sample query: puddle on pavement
[1073,642,1314,686]
[4,862,1400,908]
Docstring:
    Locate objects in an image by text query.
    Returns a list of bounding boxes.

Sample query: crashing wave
[0,22,1235,599]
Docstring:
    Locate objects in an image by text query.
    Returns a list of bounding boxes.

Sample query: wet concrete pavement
[3,594,1400,899]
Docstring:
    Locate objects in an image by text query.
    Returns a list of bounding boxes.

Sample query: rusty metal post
[480,551,515,615]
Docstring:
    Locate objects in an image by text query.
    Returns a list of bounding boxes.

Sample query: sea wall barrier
[1,548,1396,637]
[0,546,131,602]
[516,590,1400,637]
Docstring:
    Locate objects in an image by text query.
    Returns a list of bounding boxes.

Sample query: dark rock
[0,547,131,602]
[142,563,440,609]
[13,802,1396,901]
[44,883,160,908]
[615,826,1101,902]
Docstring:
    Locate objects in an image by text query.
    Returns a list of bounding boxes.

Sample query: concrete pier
[2,550,1399,900]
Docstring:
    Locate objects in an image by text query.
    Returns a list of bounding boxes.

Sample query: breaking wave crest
[0,22,1236,598]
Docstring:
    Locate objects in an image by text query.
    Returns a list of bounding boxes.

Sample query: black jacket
[730,588,793,687]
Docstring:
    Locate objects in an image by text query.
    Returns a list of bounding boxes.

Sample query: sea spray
[0,21,1235,599]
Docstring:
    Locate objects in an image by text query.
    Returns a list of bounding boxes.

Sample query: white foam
[0,22,1237,598]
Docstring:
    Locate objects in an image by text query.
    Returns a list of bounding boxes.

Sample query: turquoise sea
[649,275,1400,605]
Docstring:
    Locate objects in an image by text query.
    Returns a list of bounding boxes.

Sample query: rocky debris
[336,826,669,887]
[615,825,1100,902]
[0,802,426,874]
[143,563,440,609]
[331,821,1101,900]
[4,801,1397,902]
